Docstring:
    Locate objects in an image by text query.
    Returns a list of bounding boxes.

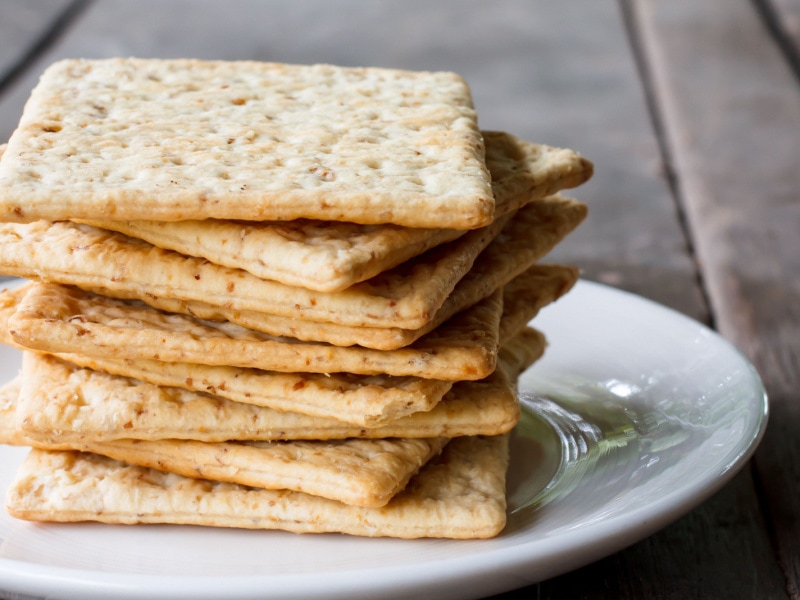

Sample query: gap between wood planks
[752,0,800,83]
[0,0,92,99]
[615,0,715,330]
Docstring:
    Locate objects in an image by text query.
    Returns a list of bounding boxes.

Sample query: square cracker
[0,209,510,331]
[0,197,584,332]
[0,381,447,508]
[0,285,452,428]
[13,328,543,443]
[5,434,510,539]
[1,263,575,425]
[131,196,587,349]
[64,264,576,421]
[73,131,592,292]
[0,325,535,446]
[44,438,450,509]
[8,282,503,381]
[0,58,494,229]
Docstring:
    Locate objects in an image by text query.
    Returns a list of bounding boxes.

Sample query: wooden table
[0,1,798,598]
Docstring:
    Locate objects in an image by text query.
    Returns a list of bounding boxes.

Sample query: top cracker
[0,58,494,229]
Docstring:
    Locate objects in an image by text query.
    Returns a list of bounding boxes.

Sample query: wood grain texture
[633,0,800,596]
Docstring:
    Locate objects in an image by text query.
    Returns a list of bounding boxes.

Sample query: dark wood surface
[0,1,797,598]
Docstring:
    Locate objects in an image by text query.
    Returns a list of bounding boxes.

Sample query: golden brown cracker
[8,283,502,381]
[0,59,494,229]
[0,387,447,508]
[73,132,592,292]
[0,210,509,330]
[15,347,528,443]
[6,434,510,538]
[130,196,586,349]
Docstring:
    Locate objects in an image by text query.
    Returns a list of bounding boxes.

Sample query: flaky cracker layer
[0,380,447,508]
[0,285,449,427]
[5,434,510,539]
[0,59,496,229]
[1,263,575,425]
[8,283,503,381]
[134,197,586,349]
[0,210,508,331]
[74,131,592,292]
[0,194,587,335]
[12,327,545,443]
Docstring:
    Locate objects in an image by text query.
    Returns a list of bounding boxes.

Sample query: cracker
[0,284,451,427]
[0,377,23,445]
[7,259,576,386]
[62,264,575,411]
[5,434,510,538]
[0,385,447,507]
[133,196,587,349]
[0,58,497,229]
[498,264,579,341]
[73,131,592,292]
[496,327,547,381]
[0,325,535,446]
[480,130,592,202]
[65,356,453,427]
[91,437,449,508]
[0,209,511,330]
[9,283,503,381]
[77,217,465,294]
[0,198,584,336]
[14,340,533,442]
[3,260,570,425]
[1,263,572,424]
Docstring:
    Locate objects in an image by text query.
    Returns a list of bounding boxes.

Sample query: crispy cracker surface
[1,385,447,507]
[60,355,452,427]
[73,132,592,292]
[0,375,448,507]
[0,59,494,228]
[0,197,584,334]
[8,283,502,381]
[1,264,571,426]
[6,434,510,538]
[127,196,587,349]
[62,263,575,402]
[0,284,450,427]
[15,349,526,442]
[1,265,568,426]
[80,437,449,508]
[0,330,542,447]
[0,211,508,330]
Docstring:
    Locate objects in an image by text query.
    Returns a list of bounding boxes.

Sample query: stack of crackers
[0,59,592,539]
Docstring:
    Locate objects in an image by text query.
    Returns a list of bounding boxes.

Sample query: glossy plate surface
[0,280,767,600]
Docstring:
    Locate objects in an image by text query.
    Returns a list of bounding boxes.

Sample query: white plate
[0,280,767,600]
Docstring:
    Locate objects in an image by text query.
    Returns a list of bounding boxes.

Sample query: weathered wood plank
[633,0,800,596]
